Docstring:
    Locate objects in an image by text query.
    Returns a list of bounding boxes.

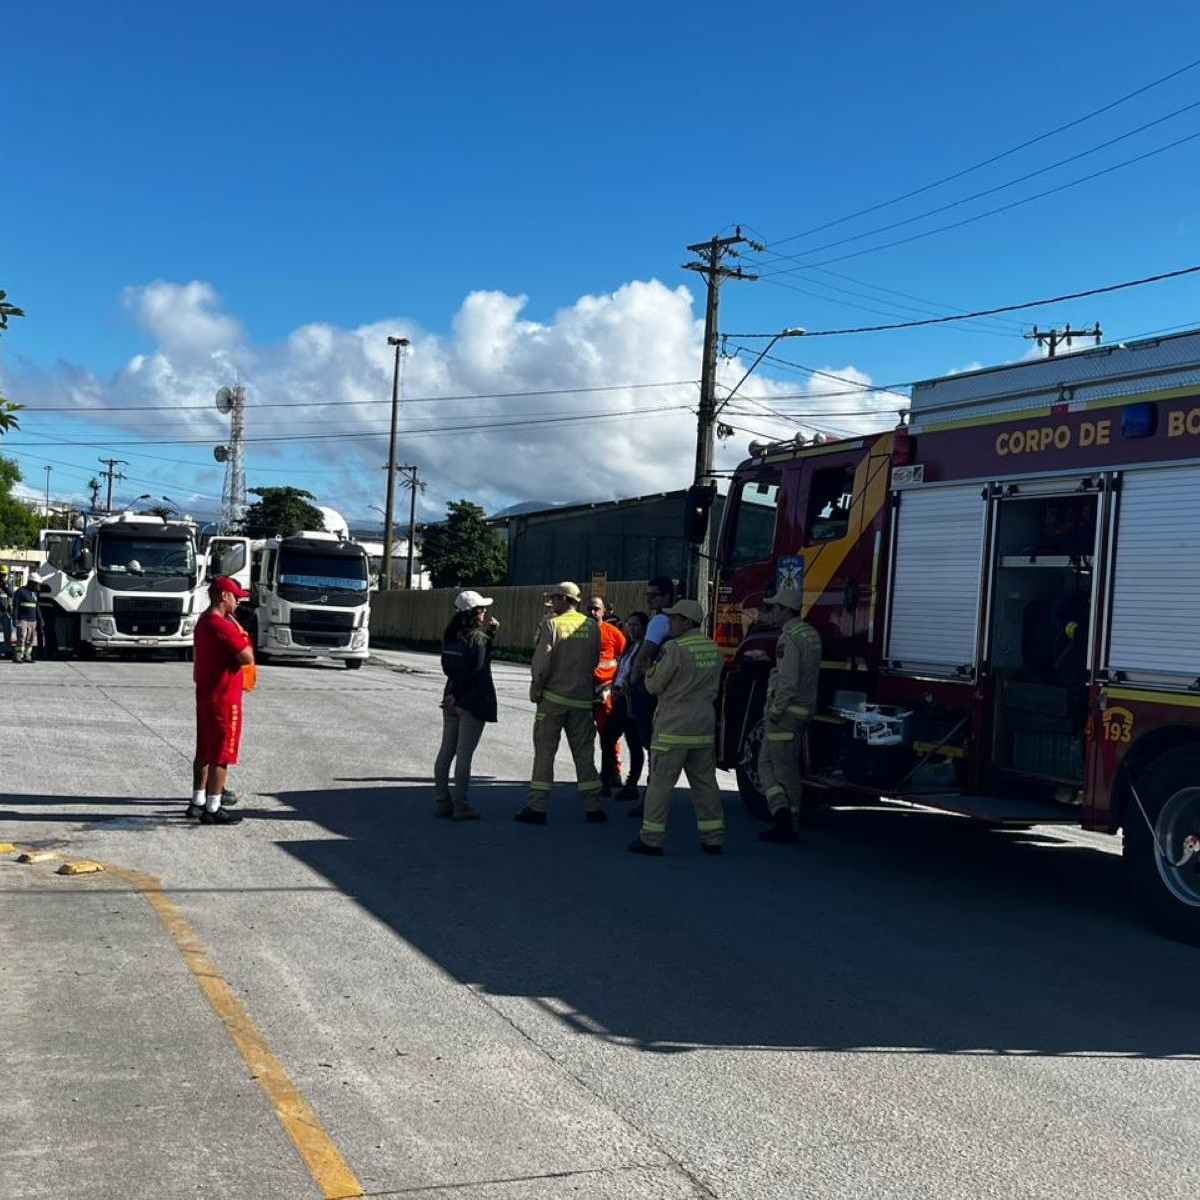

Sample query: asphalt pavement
[1,648,1197,1200]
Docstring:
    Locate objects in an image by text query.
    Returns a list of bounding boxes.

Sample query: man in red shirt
[188,576,254,826]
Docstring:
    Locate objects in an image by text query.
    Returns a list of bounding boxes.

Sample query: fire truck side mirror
[683,483,716,546]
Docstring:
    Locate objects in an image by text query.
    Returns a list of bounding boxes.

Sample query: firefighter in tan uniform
[757,588,821,844]
[629,599,724,857]
[515,581,605,825]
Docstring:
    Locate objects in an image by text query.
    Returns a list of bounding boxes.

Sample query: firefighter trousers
[757,714,808,816]
[641,744,724,847]
[529,699,603,812]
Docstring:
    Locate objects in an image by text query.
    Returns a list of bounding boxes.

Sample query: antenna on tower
[216,385,247,532]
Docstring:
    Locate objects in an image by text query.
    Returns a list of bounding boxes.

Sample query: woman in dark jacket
[433,590,499,819]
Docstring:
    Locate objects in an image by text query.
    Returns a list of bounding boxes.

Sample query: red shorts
[195,699,243,766]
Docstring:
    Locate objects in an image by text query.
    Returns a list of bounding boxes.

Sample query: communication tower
[214,384,247,532]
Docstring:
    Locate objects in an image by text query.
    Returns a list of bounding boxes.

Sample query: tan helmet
[770,588,804,612]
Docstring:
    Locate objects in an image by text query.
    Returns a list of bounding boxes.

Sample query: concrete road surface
[1,649,1197,1200]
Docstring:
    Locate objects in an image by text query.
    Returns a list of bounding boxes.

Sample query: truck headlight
[351,630,367,649]
[182,617,197,635]
[93,617,115,636]
[270,628,291,645]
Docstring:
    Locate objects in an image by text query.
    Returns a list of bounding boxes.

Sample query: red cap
[209,575,251,600]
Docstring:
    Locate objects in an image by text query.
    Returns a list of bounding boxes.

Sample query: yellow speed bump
[17,850,60,864]
[57,860,105,876]
[0,843,15,854]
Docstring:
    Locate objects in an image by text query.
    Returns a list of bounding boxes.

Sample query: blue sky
[4,1,1200,521]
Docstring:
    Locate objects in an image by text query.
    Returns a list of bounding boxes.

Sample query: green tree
[0,289,26,431]
[145,504,175,520]
[0,456,42,548]
[420,499,507,589]
[241,487,325,539]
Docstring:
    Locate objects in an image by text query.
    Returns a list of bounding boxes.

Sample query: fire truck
[714,328,1200,944]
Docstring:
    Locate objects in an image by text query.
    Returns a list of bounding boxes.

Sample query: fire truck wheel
[735,719,771,822]
[345,658,364,670]
[1123,744,1200,947]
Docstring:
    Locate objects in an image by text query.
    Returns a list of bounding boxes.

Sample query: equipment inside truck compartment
[987,491,1097,784]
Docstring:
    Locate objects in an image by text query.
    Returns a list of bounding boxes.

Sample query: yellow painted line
[1105,686,1200,710]
[107,865,365,1199]
[0,842,15,853]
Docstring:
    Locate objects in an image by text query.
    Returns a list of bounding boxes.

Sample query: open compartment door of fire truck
[885,483,988,677]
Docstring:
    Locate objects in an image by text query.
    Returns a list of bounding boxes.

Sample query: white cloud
[4,279,903,519]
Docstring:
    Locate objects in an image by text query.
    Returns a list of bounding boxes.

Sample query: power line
[21,378,699,415]
[786,126,1200,270]
[766,55,1200,248]
[758,98,1200,265]
[727,261,1200,338]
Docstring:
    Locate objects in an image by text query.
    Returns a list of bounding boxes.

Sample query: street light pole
[403,466,421,590]
[382,336,410,590]
[43,466,51,530]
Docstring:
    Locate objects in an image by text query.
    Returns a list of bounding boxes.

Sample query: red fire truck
[714,329,1200,944]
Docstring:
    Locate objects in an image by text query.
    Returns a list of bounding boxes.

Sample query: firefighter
[515,581,604,825]
[629,599,724,857]
[757,588,821,844]
[586,595,627,793]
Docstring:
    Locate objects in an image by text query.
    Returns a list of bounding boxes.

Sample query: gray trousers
[16,620,37,659]
[434,707,487,803]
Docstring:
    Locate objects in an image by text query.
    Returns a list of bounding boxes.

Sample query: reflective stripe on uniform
[766,731,795,743]
[786,705,812,718]
[598,659,618,669]
[578,779,603,793]
[641,820,667,834]
[653,732,713,748]
[697,819,724,832]
[529,781,552,791]
[542,689,594,711]
[765,784,786,800]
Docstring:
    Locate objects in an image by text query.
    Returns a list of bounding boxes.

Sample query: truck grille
[112,596,185,637]
[289,609,353,648]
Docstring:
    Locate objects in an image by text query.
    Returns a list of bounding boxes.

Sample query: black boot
[628,838,663,857]
[758,808,798,844]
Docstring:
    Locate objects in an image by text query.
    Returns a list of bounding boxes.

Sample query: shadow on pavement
[271,780,1199,1060]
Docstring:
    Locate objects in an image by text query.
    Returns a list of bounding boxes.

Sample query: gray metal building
[495,490,724,586]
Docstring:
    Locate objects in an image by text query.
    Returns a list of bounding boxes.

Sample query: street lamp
[382,336,411,590]
[714,327,806,421]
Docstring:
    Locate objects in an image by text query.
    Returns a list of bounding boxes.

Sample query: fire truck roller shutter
[1108,464,1200,681]
[886,484,987,675]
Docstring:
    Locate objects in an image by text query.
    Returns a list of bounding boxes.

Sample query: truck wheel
[735,718,771,822]
[176,647,193,663]
[345,658,364,670]
[1123,744,1200,947]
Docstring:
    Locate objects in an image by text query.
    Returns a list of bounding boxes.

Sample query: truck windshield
[726,473,780,568]
[97,536,195,581]
[277,549,369,605]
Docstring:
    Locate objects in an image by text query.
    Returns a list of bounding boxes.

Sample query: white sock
[192,789,205,808]
[205,794,222,814]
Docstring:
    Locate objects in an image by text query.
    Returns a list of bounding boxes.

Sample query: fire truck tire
[1123,744,1200,947]
[76,640,95,661]
[345,658,364,670]
[735,719,771,822]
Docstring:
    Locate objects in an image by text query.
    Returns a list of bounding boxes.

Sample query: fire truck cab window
[727,476,779,568]
[806,466,855,543]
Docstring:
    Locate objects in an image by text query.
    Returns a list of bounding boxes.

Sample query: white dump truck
[208,530,371,668]
[37,514,203,658]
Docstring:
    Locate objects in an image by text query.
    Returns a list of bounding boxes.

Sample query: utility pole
[382,336,410,590]
[43,466,51,530]
[682,227,761,601]
[97,458,128,513]
[399,465,424,590]
[87,477,102,512]
[1024,322,1102,358]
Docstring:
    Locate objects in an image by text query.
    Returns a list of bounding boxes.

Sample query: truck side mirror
[683,483,716,546]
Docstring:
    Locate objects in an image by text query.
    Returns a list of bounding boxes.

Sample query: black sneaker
[628,838,663,857]
[200,807,243,826]
[185,803,204,820]
[701,843,724,856]
[758,809,798,844]
[585,810,607,824]
[221,788,240,808]
[514,807,547,825]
